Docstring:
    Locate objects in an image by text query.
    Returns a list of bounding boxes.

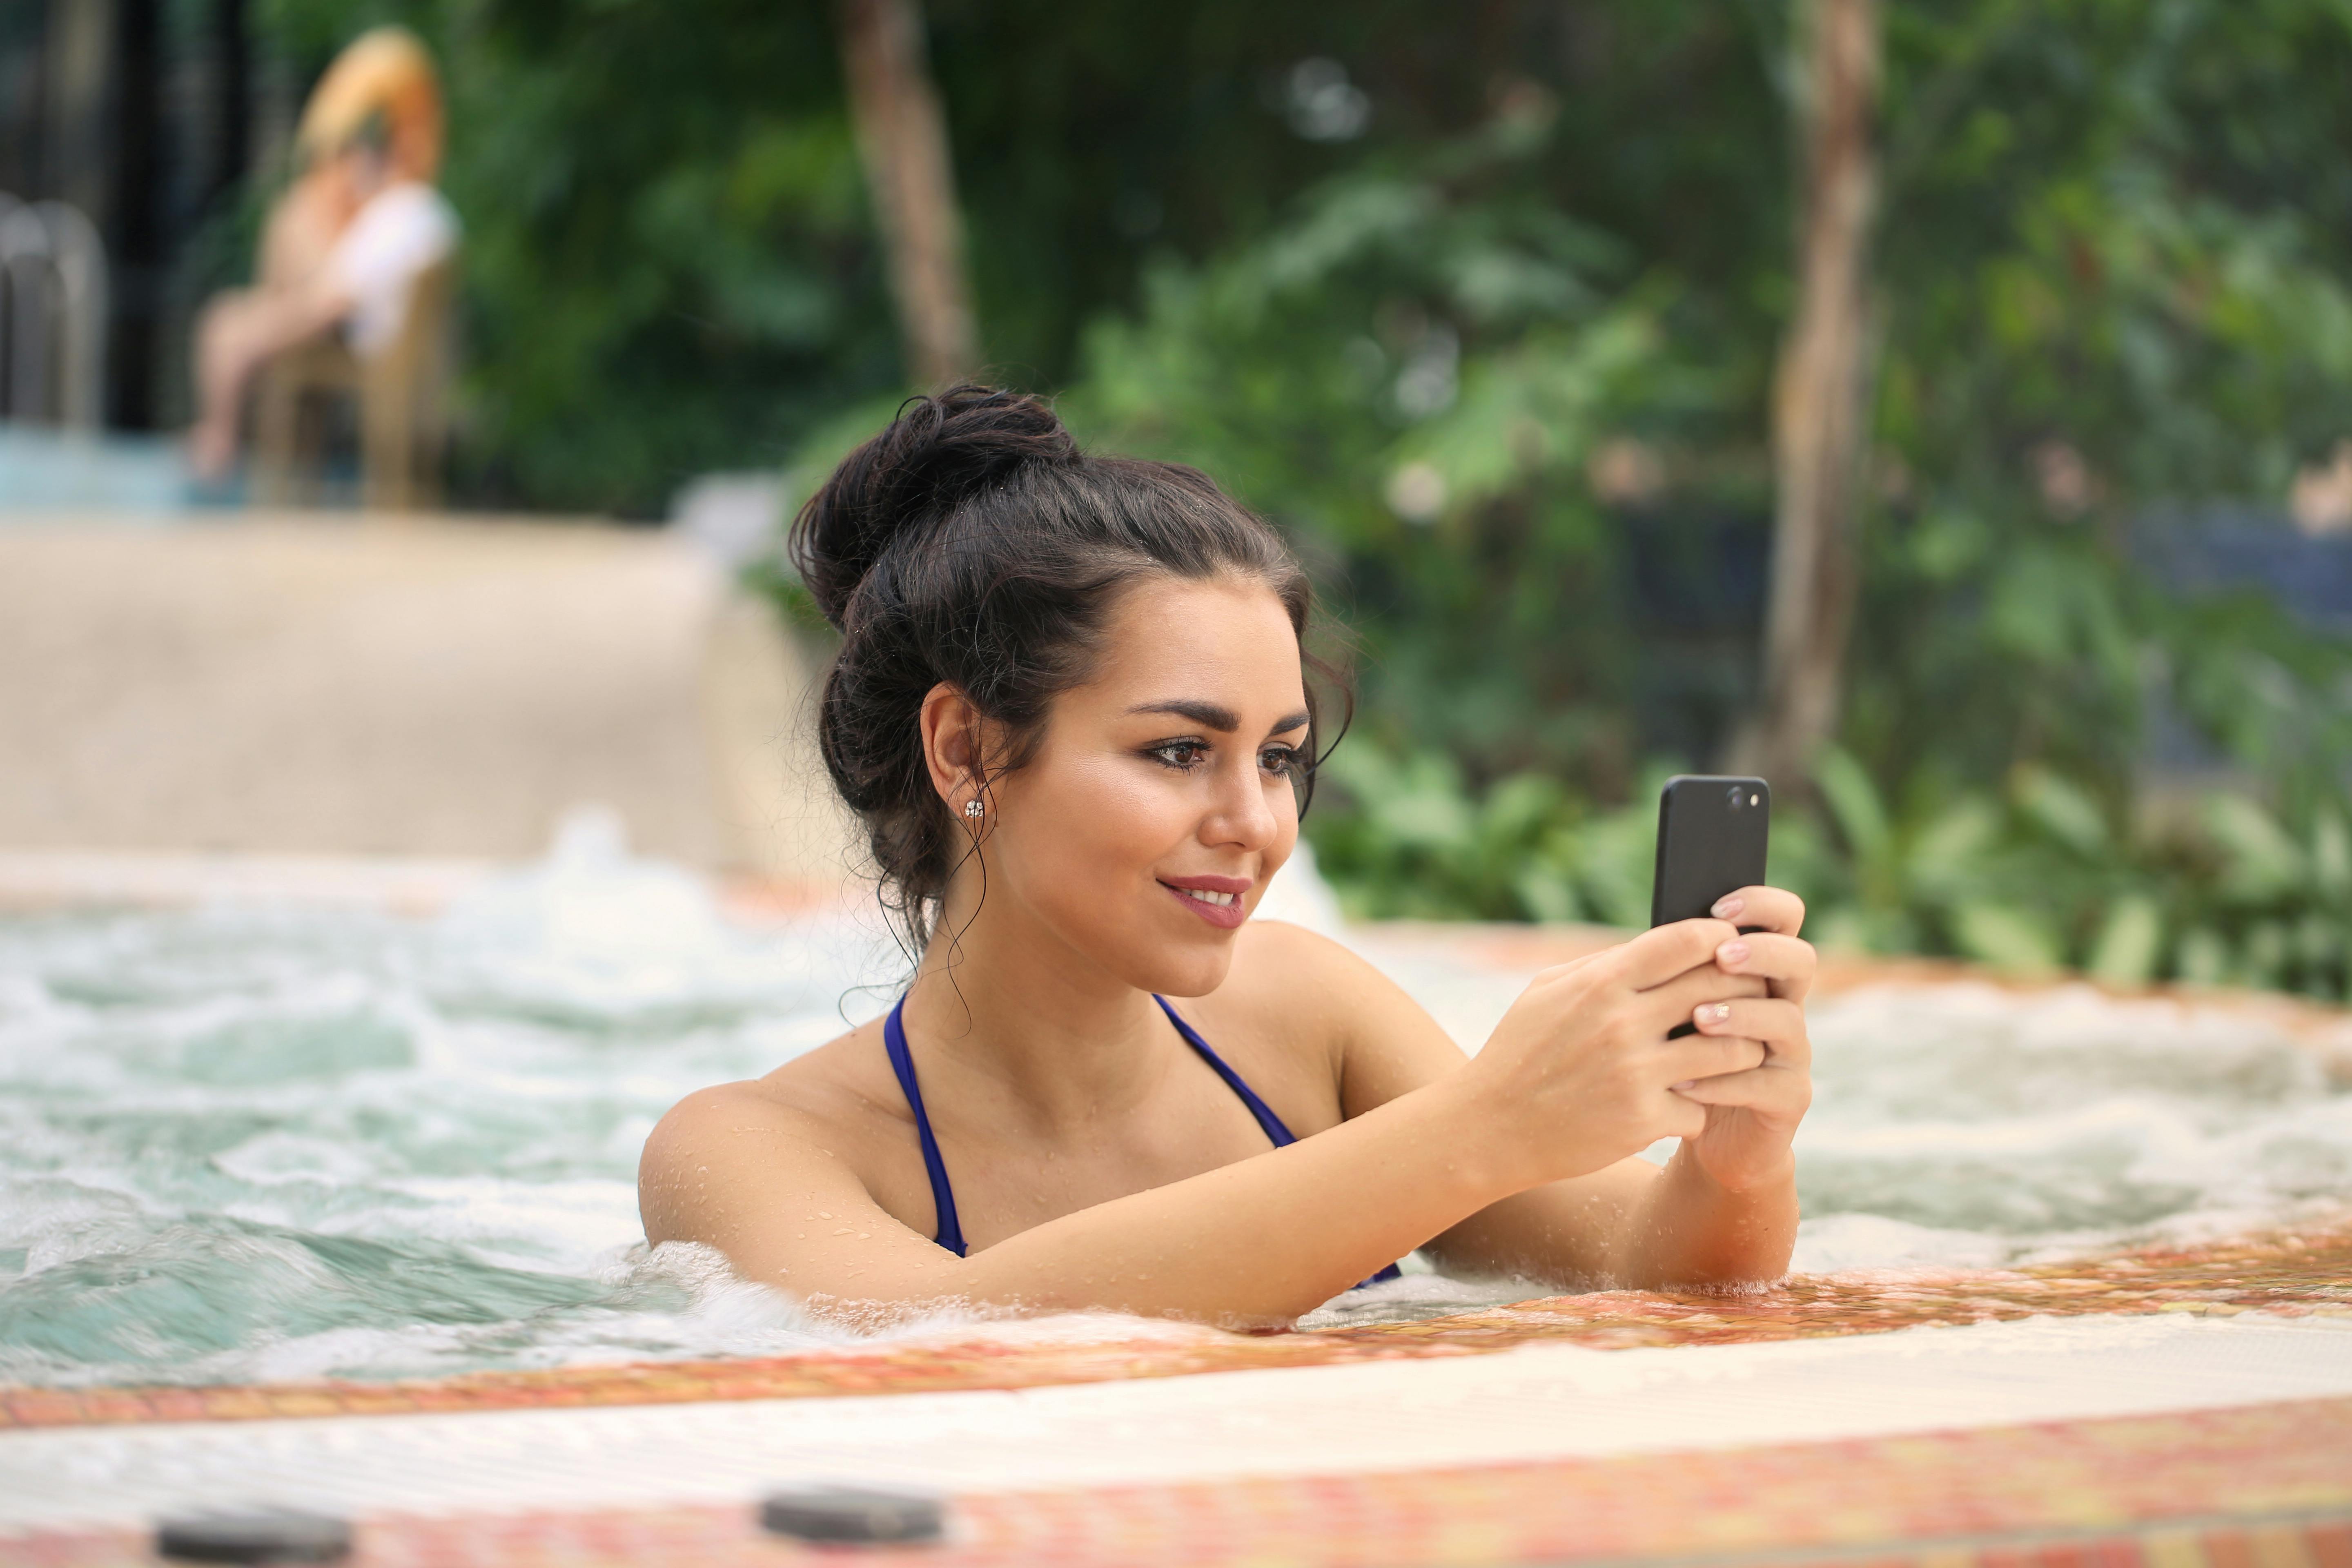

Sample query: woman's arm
[1294,886,1816,1290]
[640,918,1759,1325]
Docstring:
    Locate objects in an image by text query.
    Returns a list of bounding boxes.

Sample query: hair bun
[790,385,1078,627]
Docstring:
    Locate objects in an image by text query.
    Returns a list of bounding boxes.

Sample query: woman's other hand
[1674,885,1815,1192]
[1466,918,1769,1188]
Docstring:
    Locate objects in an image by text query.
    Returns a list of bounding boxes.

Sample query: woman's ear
[917,682,988,813]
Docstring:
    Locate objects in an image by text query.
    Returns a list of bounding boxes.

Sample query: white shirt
[326,182,459,356]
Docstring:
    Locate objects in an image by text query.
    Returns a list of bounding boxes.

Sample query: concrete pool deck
[2,1218,2347,1561]
[4,1313,2350,1562]
[21,1407,2343,1568]
[12,1408,2352,1568]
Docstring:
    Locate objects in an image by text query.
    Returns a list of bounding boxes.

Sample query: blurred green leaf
[2012,764,2109,858]
[2086,894,2164,988]
[2205,795,2306,902]
[1951,901,2065,975]
[1907,796,2003,894]
[2240,921,2291,987]
[2313,807,2352,902]
[1814,747,1894,867]
[1808,906,1876,956]
[2176,927,2233,986]
[1512,865,1582,924]
[1907,510,1991,582]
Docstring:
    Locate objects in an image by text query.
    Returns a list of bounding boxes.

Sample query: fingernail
[1717,940,1750,966]
[1670,1080,1696,1093]
[1697,1002,1733,1026]
[1711,895,1744,920]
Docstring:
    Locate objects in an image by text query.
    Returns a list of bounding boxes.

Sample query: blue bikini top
[882,993,1402,1285]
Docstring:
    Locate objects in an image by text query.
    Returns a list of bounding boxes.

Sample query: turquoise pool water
[4,842,2347,1387]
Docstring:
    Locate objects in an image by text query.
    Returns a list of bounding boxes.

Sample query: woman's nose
[1204,759,1281,850]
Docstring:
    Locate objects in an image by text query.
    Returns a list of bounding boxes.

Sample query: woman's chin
[1026,892,1243,998]
[1106,916,1241,999]
[1140,929,1245,998]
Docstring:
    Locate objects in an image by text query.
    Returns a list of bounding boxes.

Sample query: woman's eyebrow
[1129,699,1240,731]
[1127,699,1310,736]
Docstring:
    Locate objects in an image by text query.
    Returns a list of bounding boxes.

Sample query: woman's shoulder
[1203,918,1466,1123]
[1224,917,1384,1000]
[641,1025,903,1177]
[1187,920,1441,1107]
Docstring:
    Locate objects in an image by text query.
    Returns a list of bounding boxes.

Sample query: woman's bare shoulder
[1187,920,1460,1123]
[1214,921,1468,1128]
[638,1022,918,1247]
[1219,918,1393,1018]
[643,1025,903,1178]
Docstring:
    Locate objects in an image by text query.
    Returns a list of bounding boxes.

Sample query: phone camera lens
[1726,785,1745,811]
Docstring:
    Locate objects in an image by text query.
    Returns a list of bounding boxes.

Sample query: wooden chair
[252,256,456,510]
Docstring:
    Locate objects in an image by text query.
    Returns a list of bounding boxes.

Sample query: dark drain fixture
[154,1510,352,1563]
[759,1485,946,1545]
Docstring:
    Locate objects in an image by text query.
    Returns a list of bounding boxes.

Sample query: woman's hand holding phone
[1672,884,1816,1192]
[1467,918,1771,1189]
[1464,885,1815,1200]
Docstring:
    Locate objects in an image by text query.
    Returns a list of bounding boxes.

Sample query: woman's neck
[898,887,1179,1136]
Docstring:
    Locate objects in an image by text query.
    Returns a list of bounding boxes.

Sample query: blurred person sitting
[188,27,457,482]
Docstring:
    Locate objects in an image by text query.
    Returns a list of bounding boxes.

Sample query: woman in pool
[641,387,1817,1325]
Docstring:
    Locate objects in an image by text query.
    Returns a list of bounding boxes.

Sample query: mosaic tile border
[6,1223,2346,1431]
[5,1394,2348,1566]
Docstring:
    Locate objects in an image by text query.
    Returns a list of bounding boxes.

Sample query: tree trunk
[1730,0,1880,793]
[835,0,979,389]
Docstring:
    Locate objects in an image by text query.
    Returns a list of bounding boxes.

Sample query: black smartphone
[1650,775,1771,927]
[1652,775,1771,1036]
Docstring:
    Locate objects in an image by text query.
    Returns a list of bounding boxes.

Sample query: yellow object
[294,26,445,183]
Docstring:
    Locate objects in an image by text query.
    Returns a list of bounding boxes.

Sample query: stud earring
[964,798,984,821]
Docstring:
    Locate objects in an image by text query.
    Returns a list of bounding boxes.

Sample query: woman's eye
[1260,747,1303,777]
[1149,742,1207,770]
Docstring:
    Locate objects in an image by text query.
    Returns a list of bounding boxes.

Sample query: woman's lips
[1160,877,1251,929]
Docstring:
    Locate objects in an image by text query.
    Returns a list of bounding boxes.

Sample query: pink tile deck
[7,1394,2348,1567]
[7,1222,2347,1432]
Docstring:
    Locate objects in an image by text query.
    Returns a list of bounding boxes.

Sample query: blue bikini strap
[1151,995,1296,1147]
[882,995,966,1258]
[1156,996,1400,1286]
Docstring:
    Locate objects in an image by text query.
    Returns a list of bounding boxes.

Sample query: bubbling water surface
[3,835,2346,1385]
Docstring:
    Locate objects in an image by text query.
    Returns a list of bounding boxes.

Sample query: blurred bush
[252,0,1484,512]
[255,0,897,511]
[251,0,2352,994]
[1056,1,2352,997]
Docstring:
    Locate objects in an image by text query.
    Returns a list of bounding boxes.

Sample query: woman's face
[976,574,1309,998]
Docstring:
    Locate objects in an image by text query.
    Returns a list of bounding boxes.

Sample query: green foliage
[1307,744,1659,926]
[1052,0,2352,999]
[1062,107,1727,798]
[1307,724,2352,999]
[256,0,2352,997]
[254,0,899,513]
[250,0,1595,514]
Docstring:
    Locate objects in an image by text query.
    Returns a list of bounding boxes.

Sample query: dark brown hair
[790,385,1340,952]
